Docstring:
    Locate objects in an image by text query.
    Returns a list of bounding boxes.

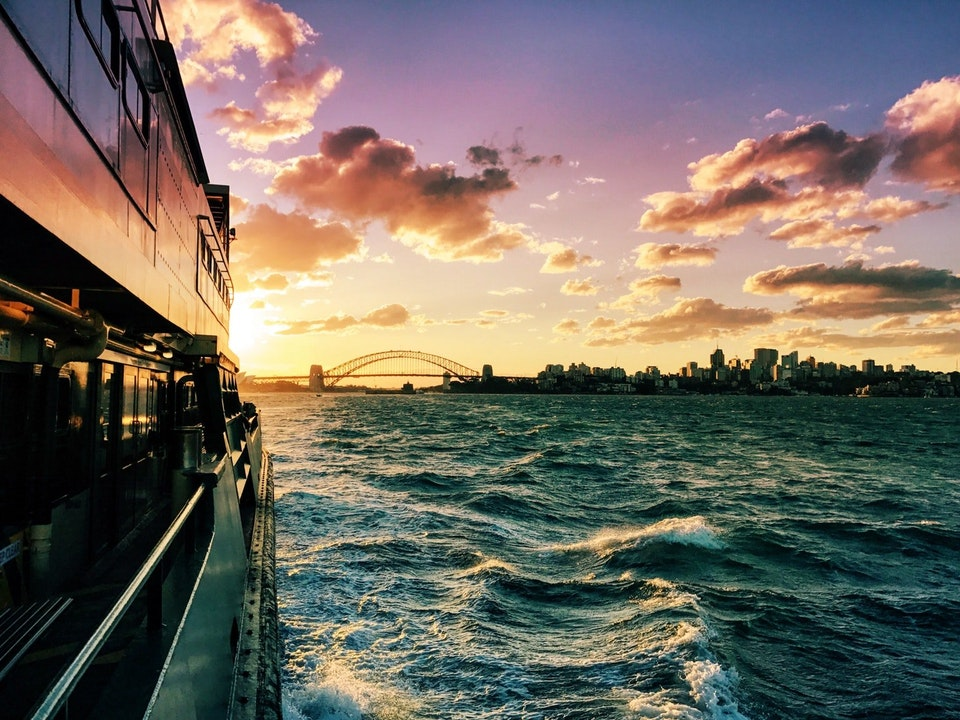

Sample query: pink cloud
[270,126,534,262]
[233,204,363,272]
[768,219,881,249]
[606,275,682,309]
[887,75,960,192]
[165,0,342,151]
[634,242,718,269]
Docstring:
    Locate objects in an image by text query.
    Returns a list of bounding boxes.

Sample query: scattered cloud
[553,318,581,335]
[274,303,411,334]
[688,122,885,193]
[561,278,600,296]
[764,108,791,121]
[768,219,881,249]
[539,243,602,274]
[639,78,960,243]
[605,275,682,310]
[766,324,960,359]
[634,242,718,269]
[233,204,363,272]
[886,75,960,192]
[489,286,531,296]
[165,0,342,151]
[582,297,776,347]
[744,260,960,319]
[270,126,539,262]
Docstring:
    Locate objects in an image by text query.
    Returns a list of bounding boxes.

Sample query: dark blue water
[252,393,960,720]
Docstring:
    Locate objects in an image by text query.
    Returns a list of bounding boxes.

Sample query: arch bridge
[311,350,481,389]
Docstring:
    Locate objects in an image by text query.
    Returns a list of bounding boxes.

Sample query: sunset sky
[164,0,960,379]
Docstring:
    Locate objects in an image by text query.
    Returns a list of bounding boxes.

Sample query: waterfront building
[710,348,725,371]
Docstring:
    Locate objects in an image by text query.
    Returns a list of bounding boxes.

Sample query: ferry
[0,1,279,718]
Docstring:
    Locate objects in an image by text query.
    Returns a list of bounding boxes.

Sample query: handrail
[29,482,208,720]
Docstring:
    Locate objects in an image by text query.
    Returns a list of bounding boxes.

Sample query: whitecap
[552,516,724,557]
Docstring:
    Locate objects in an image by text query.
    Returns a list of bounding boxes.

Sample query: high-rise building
[862,359,877,376]
[754,348,779,367]
[710,347,725,370]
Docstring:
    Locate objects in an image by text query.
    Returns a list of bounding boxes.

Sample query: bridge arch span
[313,350,480,388]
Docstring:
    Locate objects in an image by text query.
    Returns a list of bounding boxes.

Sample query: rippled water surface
[251,393,960,720]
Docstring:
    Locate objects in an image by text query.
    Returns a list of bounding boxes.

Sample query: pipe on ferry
[0,273,109,365]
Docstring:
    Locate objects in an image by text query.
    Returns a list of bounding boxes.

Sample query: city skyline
[166,0,960,377]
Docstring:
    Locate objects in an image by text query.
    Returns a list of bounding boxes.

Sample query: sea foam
[556,516,724,557]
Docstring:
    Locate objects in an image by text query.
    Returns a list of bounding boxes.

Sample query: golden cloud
[553,318,581,335]
[605,275,682,310]
[270,126,532,262]
[560,278,600,296]
[165,0,342,151]
[634,242,718,269]
[768,219,881,249]
[274,303,411,334]
[233,204,363,272]
[539,245,600,274]
[583,297,775,347]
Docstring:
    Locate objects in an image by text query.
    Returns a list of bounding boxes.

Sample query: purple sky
[166,0,960,377]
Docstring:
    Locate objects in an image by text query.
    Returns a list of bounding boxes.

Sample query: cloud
[605,275,682,309]
[256,272,289,290]
[688,122,885,192]
[553,318,581,335]
[466,138,563,169]
[764,108,791,121]
[489,286,531,296]
[233,204,363,272]
[767,324,960,359]
[886,75,960,193]
[638,82,960,239]
[582,297,775,347]
[634,242,718,269]
[768,219,881,249]
[539,244,601,274]
[270,126,534,262]
[274,303,411,334]
[744,260,960,319]
[561,278,600,296]
[165,0,342,151]
[858,196,946,222]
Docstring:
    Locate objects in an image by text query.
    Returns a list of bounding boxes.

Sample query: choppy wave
[254,393,960,720]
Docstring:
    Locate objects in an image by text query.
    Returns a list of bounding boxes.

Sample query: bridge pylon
[309,364,324,392]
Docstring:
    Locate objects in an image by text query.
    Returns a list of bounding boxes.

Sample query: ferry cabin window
[77,0,121,81]
[123,48,150,142]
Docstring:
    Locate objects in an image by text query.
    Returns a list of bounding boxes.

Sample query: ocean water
[250,393,960,720]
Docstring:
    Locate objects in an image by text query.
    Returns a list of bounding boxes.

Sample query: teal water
[252,393,960,720]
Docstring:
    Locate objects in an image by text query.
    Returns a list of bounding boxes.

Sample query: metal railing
[28,482,208,720]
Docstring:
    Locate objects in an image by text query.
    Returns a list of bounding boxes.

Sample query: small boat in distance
[0,1,279,717]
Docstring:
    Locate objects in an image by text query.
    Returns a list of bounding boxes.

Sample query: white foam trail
[683,659,749,719]
[283,660,421,720]
[554,516,724,557]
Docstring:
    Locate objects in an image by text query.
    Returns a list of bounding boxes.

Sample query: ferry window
[77,0,121,81]
[56,375,72,432]
[123,49,150,141]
